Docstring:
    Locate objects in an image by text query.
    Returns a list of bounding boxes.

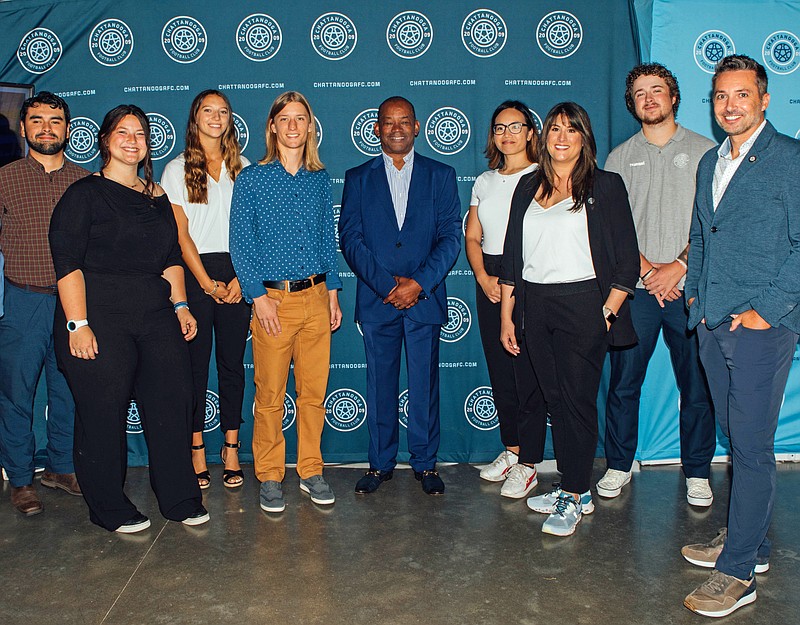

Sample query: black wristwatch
[602,306,618,326]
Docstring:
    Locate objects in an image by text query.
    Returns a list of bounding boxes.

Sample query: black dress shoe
[354,469,393,494]
[415,469,445,495]
[116,513,151,533]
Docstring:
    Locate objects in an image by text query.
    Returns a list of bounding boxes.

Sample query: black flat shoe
[415,469,445,495]
[116,513,151,533]
[354,469,393,494]
[192,443,211,489]
[181,506,210,526]
[221,441,244,488]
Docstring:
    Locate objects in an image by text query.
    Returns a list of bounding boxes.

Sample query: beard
[639,108,672,126]
[26,136,67,156]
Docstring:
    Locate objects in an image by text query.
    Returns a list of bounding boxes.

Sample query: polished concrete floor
[1,461,799,625]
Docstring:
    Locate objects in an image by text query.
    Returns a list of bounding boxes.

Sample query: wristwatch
[602,306,618,326]
[66,319,89,332]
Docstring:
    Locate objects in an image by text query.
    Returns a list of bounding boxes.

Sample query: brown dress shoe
[41,471,82,496]
[11,485,43,516]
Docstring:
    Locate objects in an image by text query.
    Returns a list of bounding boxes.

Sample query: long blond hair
[259,91,324,172]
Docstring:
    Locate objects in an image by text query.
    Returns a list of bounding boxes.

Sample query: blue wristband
[173,301,189,312]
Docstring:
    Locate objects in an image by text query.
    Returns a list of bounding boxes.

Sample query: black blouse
[49,175,182,280]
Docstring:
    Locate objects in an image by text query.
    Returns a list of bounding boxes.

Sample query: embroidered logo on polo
[386,11,433,59]
[325,388,367,431]
[17,28,62,74]
[464,386,499,430]
[89,19,134,66]
[673,153,690,168]
[162,16,207,64]
[203,390,221,432]
[333,204,341,251]
[536,11,582,59]
[425,107,470,155]
[126,400,143,434]
[694,30,735,74]
[237,14,282,62]
[461,9,507,58]
[440,297,472,342]
[762,31,800,75]
[351,109,381,155]
[311,13,357,60]
[66,117,100,164]
[398,389,409,428]
[146,113,176,161]
[232,113,249,151]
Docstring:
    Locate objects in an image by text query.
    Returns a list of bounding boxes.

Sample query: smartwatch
[66,319,89,333]
[602,306,618,326]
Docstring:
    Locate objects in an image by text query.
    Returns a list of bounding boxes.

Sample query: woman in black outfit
[50,105,208,533]
[499,102,638,537]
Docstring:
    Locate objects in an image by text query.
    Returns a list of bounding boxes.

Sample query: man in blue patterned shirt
[230,91,342,513]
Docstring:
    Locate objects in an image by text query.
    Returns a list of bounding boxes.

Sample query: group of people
[0,52,797,618]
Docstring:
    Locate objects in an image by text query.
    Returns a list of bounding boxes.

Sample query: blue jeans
[0,280,75,486]
[605,290,715,476]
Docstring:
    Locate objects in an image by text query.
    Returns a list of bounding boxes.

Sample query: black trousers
[55,273,202,531]
[185,253,251,433]
[523,280,608,494]
[476,254,547,464]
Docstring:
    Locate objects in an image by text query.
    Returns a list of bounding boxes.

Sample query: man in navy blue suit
[339,96,461,495]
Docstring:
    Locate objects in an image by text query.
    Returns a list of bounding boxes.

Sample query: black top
[49,175,182,280]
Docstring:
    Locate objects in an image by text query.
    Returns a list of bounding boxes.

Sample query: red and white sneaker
[479,450,518,482]
[500,463,538,498]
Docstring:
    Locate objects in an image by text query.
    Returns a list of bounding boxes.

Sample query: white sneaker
[541,492,582,536]
[686,477,713,507]
[500,464,538,498]
[479,450,518,482]
[527,483,595,514]
[596,468,632,498]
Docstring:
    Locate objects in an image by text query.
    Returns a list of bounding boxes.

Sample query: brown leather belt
[5,278,57,295]
[263,273,326,293]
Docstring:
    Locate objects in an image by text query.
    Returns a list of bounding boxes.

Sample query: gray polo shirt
[604,124,715,289]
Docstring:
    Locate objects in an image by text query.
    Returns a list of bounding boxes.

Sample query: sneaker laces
[505,464,531,484]
[702,571,732,594]
[553,494,576,517]
[490,450,516,469]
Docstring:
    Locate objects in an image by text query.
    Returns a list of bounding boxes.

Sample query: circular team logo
[333,204,341,251]
[386,11,433,59]
[310,12,357,60]
[203,390,221,432]
[694,30,735,74]
[425,107,471,155]
[536,11,582,59]
[464,386,499,430]
[529,108,543,133]
[324,388,367,432]
[237,14,282,62]
[282,394,296,431]
[66,117,100,164]
[146,112,176,161]
[673,153,690,168]
[127,400,143,434]
[89,19,134,66]
[17,28,62,74]
[398,389,409,429]
[461,9,507,58]
[162,16,207,64]
[351,109,381,156]
[232,113,249,151]
[762,31,800,75]
[440,297,472,342]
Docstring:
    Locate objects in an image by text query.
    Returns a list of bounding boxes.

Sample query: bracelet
[173,301,189,313]
[203,280,219,296]
[675,258,688,270]
[640,267,656,281]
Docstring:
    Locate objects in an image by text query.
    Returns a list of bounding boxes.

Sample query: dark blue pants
[361,317,440,473]
[606,290,715,477]
[698,321,797,580]
[0,280,75,486]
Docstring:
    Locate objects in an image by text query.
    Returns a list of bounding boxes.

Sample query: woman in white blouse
[161,90,251,489]
[466,101,548,499]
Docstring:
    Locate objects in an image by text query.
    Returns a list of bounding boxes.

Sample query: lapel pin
[749,155,757,163]
[587,197,595,205]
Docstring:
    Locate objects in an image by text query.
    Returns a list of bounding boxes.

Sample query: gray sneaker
[527,482,594,515]
[300,474,335,505]
[541,492,582,536]
[259,480,285,513]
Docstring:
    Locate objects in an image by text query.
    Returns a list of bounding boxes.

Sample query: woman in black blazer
[499,102,638,537]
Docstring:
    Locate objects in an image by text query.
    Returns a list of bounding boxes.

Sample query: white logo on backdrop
[461,9,507,58]
[311,13,358,60]
[66,117,100,164]
[17,28,62,74]
[162,16,207,64]
[425,107,471,155]
[89,19,134,66]
[693,30,735,74]
[386,11,433,59]
[536,11,583,59]
[146,113,176,161]
[236,14,282,62]
[351,109,381,155]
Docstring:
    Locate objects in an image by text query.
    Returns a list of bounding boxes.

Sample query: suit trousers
[476,255,547,463]
[697,321,797,580]
[361,316,440,473]
[185,253,251,433]
[605,290,715,476]
[0,280,75,486]
[523,280,608,494]
[250,282,330,482]
[55,273,202,531]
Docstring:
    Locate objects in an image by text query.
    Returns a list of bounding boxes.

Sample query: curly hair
[624,63,680,119]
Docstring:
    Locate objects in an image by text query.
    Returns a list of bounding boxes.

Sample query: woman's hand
[479,274,501,304]
[500,318,520,356]
[205,279,229,303]
[176,307,198,341]
[222,278,243,304]
[70,326,99,360]
[253,293,282,336]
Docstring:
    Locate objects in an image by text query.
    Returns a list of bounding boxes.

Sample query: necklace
[103,171,140,189]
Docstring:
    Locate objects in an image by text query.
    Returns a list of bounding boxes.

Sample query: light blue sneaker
[527,483,594,515]
[541,492,582,536]
[300,474,335,505]
[259,480,285,513]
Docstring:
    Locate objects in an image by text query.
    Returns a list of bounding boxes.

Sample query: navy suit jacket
[685,122,800,332]
[339,152,462,324]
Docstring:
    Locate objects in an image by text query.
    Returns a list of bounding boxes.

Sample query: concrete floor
[1,461,799,625]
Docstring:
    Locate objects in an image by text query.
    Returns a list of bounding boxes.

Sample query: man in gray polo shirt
[597,63,717,506]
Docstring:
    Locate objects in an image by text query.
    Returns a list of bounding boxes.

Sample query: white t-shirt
[160,154,250,254]
[522,197,595,284]
[470,163,537,255]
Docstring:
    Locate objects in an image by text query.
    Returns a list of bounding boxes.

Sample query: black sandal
[191,443,211,490]
[221,441,244,488]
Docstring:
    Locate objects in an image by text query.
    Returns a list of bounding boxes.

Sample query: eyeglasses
[492,122,530,135]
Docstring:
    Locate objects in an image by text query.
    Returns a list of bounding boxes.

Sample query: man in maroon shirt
[0,92,89,515]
